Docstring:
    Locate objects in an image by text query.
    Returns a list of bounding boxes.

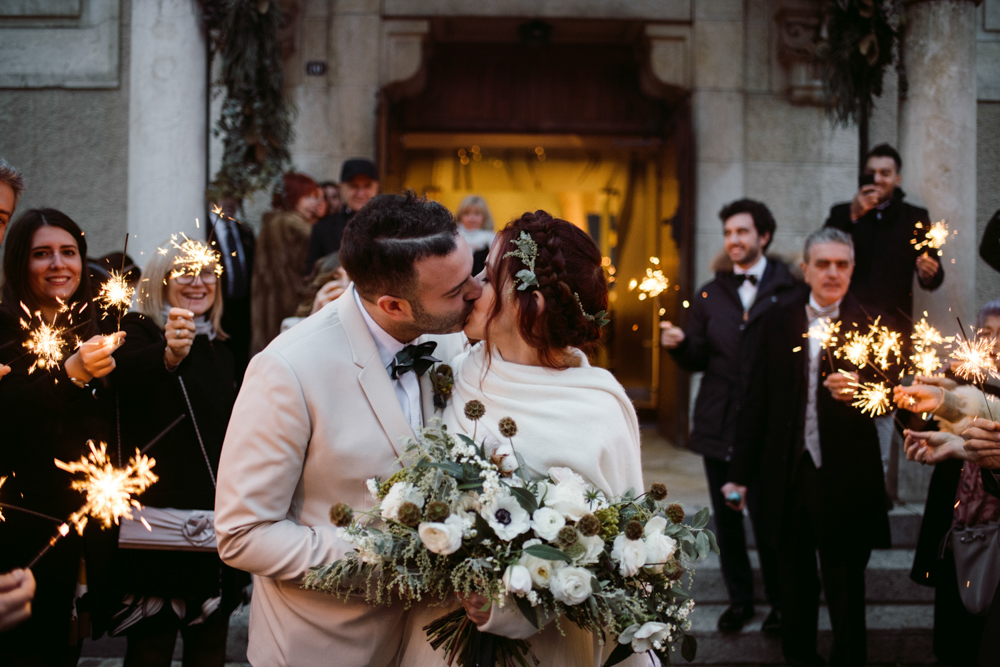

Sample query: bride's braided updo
[486,210,608,368]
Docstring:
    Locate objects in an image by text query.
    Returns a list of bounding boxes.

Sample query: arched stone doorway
[378,18,693,443]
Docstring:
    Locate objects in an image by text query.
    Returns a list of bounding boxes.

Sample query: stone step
[702,506,924,550]
[81,607,250,663]
[687,603,934,664]
[687,548,934,604]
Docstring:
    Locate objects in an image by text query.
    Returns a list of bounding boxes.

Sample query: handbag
[117,376,218,553]
[949,521,1000,616]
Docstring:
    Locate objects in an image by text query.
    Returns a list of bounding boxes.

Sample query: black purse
[948,522,1000,616]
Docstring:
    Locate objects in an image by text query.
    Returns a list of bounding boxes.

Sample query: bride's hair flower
[666,503,685,524]
[424,500,451,523]
[329,502,353,527]
[483,494,531,540]
[577,514,601,537]
[498,416,518,438]
[649,483,668,501]
[398,501,422,528]
[624,520,644,541]
[464,400,486,421]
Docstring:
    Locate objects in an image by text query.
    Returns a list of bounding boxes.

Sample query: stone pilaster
[900,0,978,330]
[127,0,206,261]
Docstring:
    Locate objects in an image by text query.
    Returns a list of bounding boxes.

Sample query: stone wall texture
[977,101,1000,308]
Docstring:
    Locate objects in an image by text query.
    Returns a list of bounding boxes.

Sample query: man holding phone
[825,143,944,335]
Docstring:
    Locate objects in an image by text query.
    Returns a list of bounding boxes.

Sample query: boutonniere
[429,363,454,411]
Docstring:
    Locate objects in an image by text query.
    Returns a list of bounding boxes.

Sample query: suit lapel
[339,289,416,460]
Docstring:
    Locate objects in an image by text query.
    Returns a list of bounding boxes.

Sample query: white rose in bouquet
[611,534,648,577]
[418,514,465,555]
[575,534,605,565]
[547,466,588,487]
[502,564,534,595]
[549,566,594,606]
[644,516,668,537]
[642,533,678,574]
[380,481,424,521]
[482,494,531,540]
[520,539,564,588]
[619,621,671,653]
[529,507,566,541]
[542,479,590,521]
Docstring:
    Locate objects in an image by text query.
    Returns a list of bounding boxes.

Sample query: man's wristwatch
[67,373,90,389]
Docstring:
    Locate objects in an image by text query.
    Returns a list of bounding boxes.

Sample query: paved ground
[640,425,712,511]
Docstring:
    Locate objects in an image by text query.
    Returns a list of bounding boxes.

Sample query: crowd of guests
[2,139,1000,667]
[661,142,1000,666]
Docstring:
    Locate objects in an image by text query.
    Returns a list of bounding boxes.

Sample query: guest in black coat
[304,158,379,272]
[0,209,123,665]
[980,209,1000,274]
[825,143,944,337]
[725,227,891,667]
[107,239,244,667]
[661,199,799,633]
[207,198,255,383]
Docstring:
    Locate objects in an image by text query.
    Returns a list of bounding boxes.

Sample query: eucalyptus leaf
[706,529,720,554]
[681,633,698,662]
[509,486,539,515]
[523,544,572,563]
[456,434,478,449]
[602,641,636,667]
[695,532,710,559]
[514,594,541,628]
[691,507,710,529]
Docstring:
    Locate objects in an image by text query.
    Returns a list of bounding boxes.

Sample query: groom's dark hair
[340,190,459,302]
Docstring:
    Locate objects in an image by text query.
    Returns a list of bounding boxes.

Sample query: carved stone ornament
[776,7,825,106]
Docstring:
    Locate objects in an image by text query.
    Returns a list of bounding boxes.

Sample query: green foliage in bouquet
[304,405,718,667]
[199,0,296,202]
[816,0,901,129]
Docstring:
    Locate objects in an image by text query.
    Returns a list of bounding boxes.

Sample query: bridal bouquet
[304,402,717,667]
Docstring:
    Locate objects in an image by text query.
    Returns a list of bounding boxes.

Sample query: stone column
[127,0,206,263]
[900,0,978,330]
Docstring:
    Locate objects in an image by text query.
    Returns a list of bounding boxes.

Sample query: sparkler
[837,329,874,368]
[870,321,903,371]
[628,257,669,301]
[22,319,66,374]
[912,220,950,255]
[850,380,892,417]
[167,234,223,282]
[96,270,135,331]
[54,440,158,535]
[952,317,997,420]
[806,318,841,373]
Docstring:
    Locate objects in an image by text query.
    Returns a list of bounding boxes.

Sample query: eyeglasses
[173,270,218,285]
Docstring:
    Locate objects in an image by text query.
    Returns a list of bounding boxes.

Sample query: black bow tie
[390,341,440,379]
[735,273,758,286]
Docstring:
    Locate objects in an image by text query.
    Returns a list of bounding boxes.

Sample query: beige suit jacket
[215,288,465,666]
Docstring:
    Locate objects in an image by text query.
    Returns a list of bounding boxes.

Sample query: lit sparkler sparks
[952,335,998,385]
[837,330,874,368]
[912,317,951,349]
[870,321,903,371]
[167,234,223,281]
[912,220,950,254]
[97,270,135,322]
[806,318,841,350]
[911,348,944,377]
[628,257,669,301]
[23,319,66,374]
[0,476,6,522]
[909,316,953,376]
[54,441,158,535]
[851,380,892,417]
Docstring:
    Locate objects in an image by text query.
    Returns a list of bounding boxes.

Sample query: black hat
[340,158,378,183]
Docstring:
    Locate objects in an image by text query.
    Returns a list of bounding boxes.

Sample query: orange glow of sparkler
[166,234,223,281]
[837,330,874,368]
[0,476,6,522]
[629,258,669,301]
[912,220,950,254]
[54,441,158,535]
[952,335,997,385]
[911,348,944,377]
[806,318,841,350]
[870,321,903,371]
[97,270,134,320]
[23,319,66,374]
[850,380,892,417]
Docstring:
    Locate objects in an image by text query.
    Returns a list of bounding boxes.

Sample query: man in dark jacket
[304,158,379,272]
[661,199,798,633]
[825,143,944,335]
[208,197,255,383]
[724,228,891,667]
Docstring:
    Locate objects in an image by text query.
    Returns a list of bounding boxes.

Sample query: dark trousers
[932,549,987,666]
[704,456,782,608]
[123,605,229,667]
[781,456,871,666]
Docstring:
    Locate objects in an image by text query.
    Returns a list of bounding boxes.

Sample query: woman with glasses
[107,242,245,667]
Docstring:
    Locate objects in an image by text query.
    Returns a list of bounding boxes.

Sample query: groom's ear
[375,294,414,322]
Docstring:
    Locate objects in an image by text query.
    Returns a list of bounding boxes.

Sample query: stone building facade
[2,0,999,451]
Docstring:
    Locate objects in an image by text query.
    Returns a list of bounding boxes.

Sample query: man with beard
[724,228,891,667]
[304,158,380,272]
[660,199,797,633]
[215,192,480,666]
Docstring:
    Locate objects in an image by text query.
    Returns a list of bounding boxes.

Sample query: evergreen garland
[199,0,296,202]
[815,0,901,128]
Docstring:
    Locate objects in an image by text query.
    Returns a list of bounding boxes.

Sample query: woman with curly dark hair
[400,211,645,667]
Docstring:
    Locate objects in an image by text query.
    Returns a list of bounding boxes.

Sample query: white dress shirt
[354,289,423,432]
[734,255,767,311]
[804,293,842,468]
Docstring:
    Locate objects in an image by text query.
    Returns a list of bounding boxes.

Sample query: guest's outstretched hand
[0,569,35,632]
[963,418,1000,470]
[0,364,9,381]
[659,322,685,349]
[903,429,965,465]
[164,307,196,369]
[893,384,945,413]
[65,331,126,383]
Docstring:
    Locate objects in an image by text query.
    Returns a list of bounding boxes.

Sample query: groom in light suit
[215,192,480,666]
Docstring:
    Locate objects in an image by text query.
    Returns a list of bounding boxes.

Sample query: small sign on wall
[306,61,327,76]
